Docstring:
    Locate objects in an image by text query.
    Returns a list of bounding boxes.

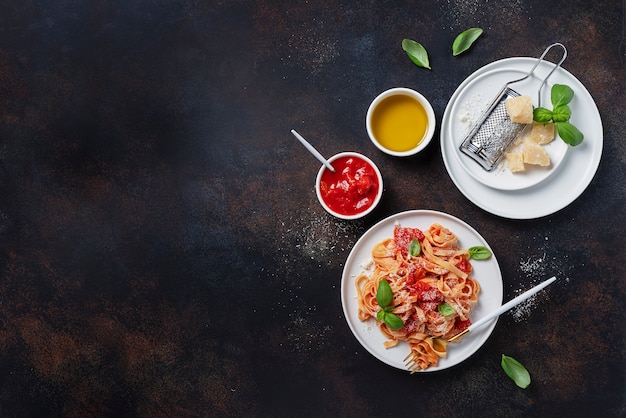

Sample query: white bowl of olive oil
[366,87,436,157]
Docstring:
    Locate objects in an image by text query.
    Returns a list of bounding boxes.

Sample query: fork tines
[403,350,422,374]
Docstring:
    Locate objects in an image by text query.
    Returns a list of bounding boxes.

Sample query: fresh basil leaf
[402,39,431,70]
[551,84,574,107]
[376,310,386,322]
[533,107,553,123]
[552,104,571,123]
[557,121,584,146]
[409,238,421,257]
[468,246,492,260]
[384,306,394,313]
[384,312,404,330]
[501,354,531,388]
[452,28,483,56]
[376,279,393,308]
[437,302,456,316]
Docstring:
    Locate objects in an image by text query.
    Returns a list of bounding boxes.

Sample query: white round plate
[441,57,603,219]
[451,67,569,190]
[341,210,503,372]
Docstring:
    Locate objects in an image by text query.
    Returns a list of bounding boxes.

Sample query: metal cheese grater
[459,43,567,171]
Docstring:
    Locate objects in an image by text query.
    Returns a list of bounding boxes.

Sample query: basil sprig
[468,246,492,260]
[376,280,404,330]
[533,84,584,146]
[452,28,483,56]
[401,39,431,70]
[501,355,531,388]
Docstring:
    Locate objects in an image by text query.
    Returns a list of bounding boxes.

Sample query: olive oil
[370,94,428,152]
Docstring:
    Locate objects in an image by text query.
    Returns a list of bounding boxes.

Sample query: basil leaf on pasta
[468,246,492,260]
[376,279,393,308]
[437,302,455,316]
[409,238,421,257]
[376,310,385,322]
[384,312,404,330]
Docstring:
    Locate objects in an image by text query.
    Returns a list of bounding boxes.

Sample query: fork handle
[449,276,557,342]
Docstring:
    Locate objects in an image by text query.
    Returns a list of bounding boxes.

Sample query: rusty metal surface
[0,1,624,416]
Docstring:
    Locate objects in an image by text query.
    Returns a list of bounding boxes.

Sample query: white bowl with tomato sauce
[316,152,383,220]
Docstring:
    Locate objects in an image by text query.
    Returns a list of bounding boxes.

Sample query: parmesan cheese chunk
[505,96,533,124]
[522,140,550,166]
[505,152,525,172]
[529,122,555,145]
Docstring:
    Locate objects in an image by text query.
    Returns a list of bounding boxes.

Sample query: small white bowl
[315,152,383,220]
[366,87,436,157]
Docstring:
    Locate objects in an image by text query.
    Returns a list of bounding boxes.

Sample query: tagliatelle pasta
[355,223,480,370]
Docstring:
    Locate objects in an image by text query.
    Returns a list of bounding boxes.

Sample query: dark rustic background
[0,1,624,417]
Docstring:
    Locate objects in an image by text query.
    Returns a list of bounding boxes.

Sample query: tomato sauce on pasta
[355,223,480,370]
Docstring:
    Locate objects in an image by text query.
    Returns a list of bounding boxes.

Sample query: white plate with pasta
[341,210,503,372]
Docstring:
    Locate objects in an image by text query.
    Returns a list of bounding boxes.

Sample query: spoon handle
[291,129,335,172]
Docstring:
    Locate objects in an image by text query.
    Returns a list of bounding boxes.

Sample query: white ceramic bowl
[315,152,383,220]
[366,87,436,157]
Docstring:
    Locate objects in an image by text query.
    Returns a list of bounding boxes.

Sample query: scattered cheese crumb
[360,258,374,272]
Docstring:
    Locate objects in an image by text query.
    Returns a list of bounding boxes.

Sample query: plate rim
[340,209,504,372]
[441,56,603,219]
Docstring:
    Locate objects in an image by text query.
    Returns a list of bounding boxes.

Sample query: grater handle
[505,43,568,106]
[535,43,567,107]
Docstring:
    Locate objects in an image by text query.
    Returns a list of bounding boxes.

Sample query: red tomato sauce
[409,281,444,312]
[455,257,472,273]
[393,227,425,256]
[319,156,380,216]
[454,318,471,332]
